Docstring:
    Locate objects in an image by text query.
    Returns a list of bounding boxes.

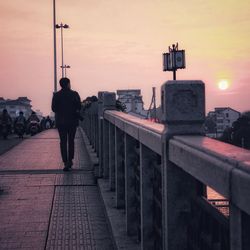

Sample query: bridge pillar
[97,91,104,177]
[115,127,125,208]
[125,134,139,236]
[140,143,155,250]
[109,123,115,190]
[103,119,110,178]
[92,102,99,155]
[98,91,116,178]
[161,80,205,250]
[230,205,250,250]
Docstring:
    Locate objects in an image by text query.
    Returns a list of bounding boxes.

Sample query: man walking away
[52,78,81,171]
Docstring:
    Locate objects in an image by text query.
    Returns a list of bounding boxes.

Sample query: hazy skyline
[1,0,250,115]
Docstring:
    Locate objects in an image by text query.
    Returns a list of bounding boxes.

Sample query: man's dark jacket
[52,88,81,127]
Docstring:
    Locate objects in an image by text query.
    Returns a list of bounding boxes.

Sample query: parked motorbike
[28,121,40,136]
[45,120,51,129]
[15,122,25,138]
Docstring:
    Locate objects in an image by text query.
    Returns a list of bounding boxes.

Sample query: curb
[80,127,140,250]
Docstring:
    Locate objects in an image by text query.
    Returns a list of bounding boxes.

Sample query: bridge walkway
[0,129,114,250]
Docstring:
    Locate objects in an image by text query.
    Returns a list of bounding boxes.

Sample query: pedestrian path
[0,134,24,156]
[0,129,114,250]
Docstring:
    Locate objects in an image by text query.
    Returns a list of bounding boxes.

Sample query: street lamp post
[60,65,71,77]
[56,23,69,78]
[64,65,70,77]
[53,0,57,92]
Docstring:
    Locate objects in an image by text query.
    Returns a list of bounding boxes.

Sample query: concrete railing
[81,81,250,250]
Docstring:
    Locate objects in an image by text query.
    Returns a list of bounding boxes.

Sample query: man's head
[59,78,71,89]
[19,111,24,116]
[3,109,7,114]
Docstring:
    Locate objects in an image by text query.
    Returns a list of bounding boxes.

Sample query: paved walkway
[0,134,24,156]
[0,129,114,250]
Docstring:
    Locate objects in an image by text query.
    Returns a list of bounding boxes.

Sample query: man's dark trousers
[57,125,77,164]
[51,86,81,166]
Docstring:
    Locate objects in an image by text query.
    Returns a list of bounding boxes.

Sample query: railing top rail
[173,135,250,167]
[104,110,164,134]
[169,135,250,214]
[104,110,164,155]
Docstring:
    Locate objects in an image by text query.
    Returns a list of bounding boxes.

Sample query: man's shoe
[63,162,70,171]
[68,160,73,168]
[63,166,69,171]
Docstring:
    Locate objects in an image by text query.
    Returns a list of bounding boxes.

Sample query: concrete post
[161,80,205,135]
[125,133,138,236]
[102,92,116,179]
[115,127,125,208]
[93,102,99,155]
[98,117,103,177]
[140,143,155,250]
[91,107,95,147]
[161,80,205,250]
[90,106,93,146]
[90,104,95,150]
[109,123,115,190]
[230,204,250,250]
[97,91,105,177]
[103,119,110,179]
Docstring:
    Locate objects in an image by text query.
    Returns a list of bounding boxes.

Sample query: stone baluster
[115,127,125,208]
[161,80,205,250]
[101,92,116,179]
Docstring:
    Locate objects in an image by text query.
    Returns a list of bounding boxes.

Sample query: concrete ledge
[81,126,140,250]
[79,127,99,169]
[98,179,140,250]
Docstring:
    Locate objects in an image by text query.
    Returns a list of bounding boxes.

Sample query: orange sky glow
[0,0,250,115]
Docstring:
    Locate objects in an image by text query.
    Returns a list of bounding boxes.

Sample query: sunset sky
[0,0,250,115]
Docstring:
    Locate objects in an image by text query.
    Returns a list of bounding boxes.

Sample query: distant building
[206,107,241,137]
[0,97,32,119]
[117,89,147,118]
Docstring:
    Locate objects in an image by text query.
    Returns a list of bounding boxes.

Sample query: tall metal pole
[53,0,57,92]
[60,24,64,78]
[172,44,177,80]
[173,70,176,80]
[152,87,157,121]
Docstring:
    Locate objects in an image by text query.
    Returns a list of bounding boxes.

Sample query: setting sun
[218,80,229,90]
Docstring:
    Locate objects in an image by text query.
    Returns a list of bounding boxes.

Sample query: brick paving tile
[46,186,94,250]
[0,129,114,250]
[0,176,53,249]
[0,134,24,156]
[55,173,95,186]
[0,138,62,170]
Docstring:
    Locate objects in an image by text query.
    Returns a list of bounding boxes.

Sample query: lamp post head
[55,23,69,29]
[163,43,186,72]
[60,65,70,69]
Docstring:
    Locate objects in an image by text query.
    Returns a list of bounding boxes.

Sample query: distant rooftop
[0,96,32,107]
[17,97,31,102]
[214,107,240,114]
[117,89,141,95]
